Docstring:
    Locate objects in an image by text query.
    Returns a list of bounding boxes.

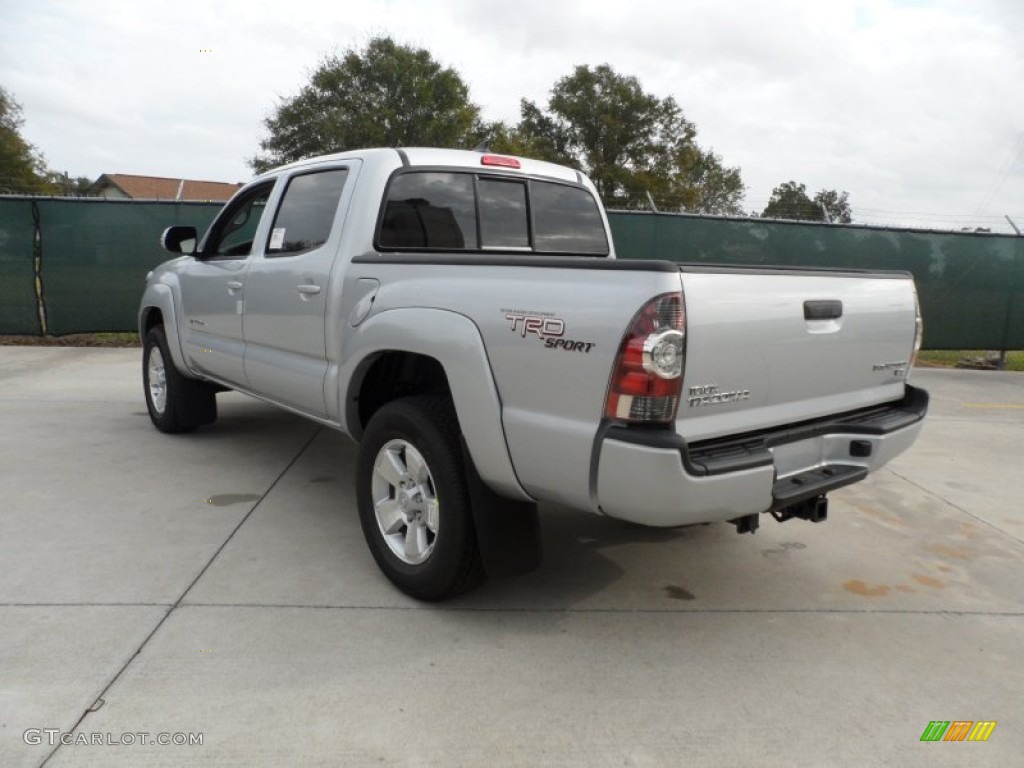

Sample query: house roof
[91,174,243,201]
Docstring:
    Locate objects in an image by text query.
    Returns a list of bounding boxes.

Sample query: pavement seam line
[177,603,1024,617]
[0,606,172,610]
[38,426,323,768]
[885,467,1024,549]
[6,602,1020,615]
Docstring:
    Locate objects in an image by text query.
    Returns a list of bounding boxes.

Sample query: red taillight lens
[605,292,686,423]
[480,154,521,169]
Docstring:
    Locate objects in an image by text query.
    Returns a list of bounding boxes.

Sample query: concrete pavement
[1,348,1021,766]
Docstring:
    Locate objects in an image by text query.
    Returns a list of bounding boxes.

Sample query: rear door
[242,162,357,417]
[676,266,919,441]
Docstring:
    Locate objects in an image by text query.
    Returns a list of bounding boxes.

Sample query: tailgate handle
[804,300,843,320]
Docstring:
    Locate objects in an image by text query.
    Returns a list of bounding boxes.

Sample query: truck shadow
[448,503,725,623]
[179,399,732,625]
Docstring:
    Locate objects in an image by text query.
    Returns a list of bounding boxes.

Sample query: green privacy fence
[0,199,39,335]
[0,198,221,335]
[0,197,1021,348]
[609,212,1024,350]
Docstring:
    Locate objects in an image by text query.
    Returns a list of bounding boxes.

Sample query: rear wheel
[143,326,217,433]
[357,396,484,600]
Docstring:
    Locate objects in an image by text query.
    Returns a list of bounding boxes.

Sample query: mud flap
[460,438,542,579]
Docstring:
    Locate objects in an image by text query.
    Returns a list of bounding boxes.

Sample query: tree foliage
[762,181,852,223]
[494,65,744,214]
[813,188,852,223]
[250,37,482,173]
[0,86,52,194]
[45,172,94,195]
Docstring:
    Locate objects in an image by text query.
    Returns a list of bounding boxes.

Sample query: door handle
[226,280,244,292]
[296,284,322,296]
[804,300,842,320]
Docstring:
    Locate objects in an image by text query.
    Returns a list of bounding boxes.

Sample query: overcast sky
[2,0,1022,232]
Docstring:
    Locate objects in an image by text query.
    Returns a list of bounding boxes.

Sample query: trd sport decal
[502,309,596,353]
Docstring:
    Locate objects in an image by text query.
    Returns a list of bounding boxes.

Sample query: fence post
[31,201,48,336]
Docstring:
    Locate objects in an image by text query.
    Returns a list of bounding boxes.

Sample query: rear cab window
[377,170,608,255]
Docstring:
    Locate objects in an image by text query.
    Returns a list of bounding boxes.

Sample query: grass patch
[0,332,140,347]
[918,350,1024,371]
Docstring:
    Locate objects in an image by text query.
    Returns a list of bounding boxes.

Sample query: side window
[266,169,349,257]
[479,179,529,249]
[204,183,274,258]
[531,181,608,254]
[379,173,477,249]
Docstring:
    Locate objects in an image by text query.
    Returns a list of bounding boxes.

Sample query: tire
[143,325,218,433]
[357,396,485,601]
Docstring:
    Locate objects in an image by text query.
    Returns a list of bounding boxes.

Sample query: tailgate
[677,266,919,442]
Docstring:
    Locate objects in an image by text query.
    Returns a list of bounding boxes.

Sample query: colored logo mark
[920,721,996,742]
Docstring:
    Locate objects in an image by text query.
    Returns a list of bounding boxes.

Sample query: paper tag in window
[269,228,285,250]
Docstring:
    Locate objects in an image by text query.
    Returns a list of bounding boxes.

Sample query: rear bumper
[594,386,928,527]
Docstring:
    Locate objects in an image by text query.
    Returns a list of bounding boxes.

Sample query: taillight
[605,292,686,423]
[911,289,923,369]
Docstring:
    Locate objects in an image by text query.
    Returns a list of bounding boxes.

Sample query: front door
[178,181,275,385]
[243,165,355,417]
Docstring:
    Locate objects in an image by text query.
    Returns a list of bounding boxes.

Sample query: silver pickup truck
[140,147,927,600]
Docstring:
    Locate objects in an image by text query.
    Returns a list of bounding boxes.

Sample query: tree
[502,65,744,214]
[487,103,573,166]
[761,181,817,221]
[813,188,852,223]
[762,181,852,223]
[44,171,93,195]
[0,86,52,193]
[250,37,482,172]
[665,143,746,215]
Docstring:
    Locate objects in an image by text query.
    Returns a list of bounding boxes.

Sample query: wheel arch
[138,283,189,374]
[339,307,530,502]
[352,351,450,432]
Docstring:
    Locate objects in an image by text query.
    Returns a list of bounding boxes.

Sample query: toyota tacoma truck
[140,147,927,600]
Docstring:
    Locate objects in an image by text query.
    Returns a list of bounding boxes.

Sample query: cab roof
[258,147,582,184]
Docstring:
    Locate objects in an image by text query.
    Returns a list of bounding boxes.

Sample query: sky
[1,0,1022,233]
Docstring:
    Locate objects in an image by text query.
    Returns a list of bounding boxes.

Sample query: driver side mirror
[161,225,198,256]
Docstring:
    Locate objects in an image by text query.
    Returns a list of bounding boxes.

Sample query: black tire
[142,325,218,433]
[357,396,485,601]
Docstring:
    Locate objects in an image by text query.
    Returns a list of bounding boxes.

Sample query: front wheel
[143,326,217,433]
[356,396,484,601]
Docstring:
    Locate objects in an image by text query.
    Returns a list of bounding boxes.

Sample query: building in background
[87,174,242,202]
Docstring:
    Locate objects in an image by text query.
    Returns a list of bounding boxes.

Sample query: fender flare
[338,307,531,502]
[138,283,190,375]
